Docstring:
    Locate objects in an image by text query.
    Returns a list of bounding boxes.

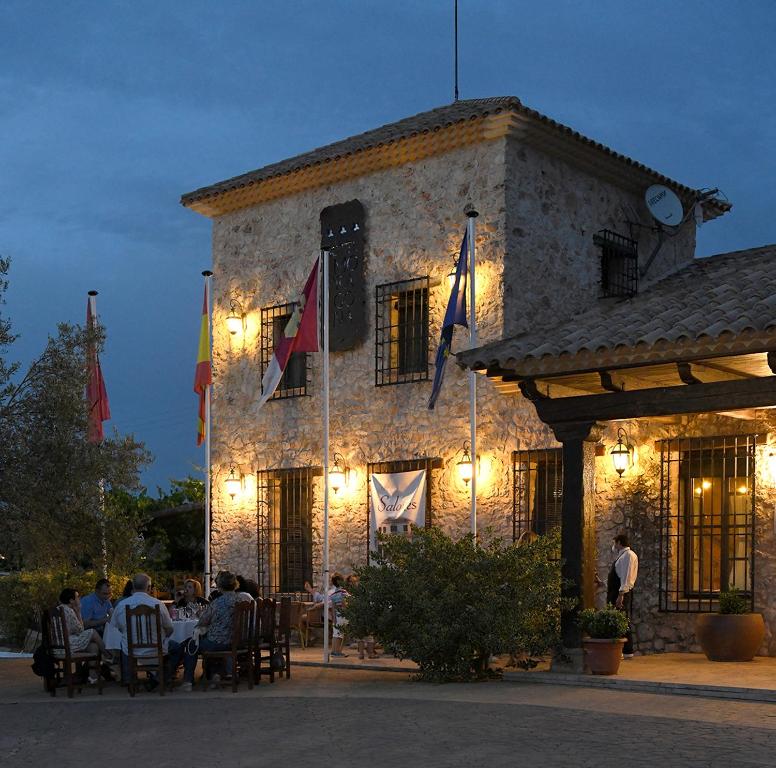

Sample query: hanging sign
[368,469,426,551]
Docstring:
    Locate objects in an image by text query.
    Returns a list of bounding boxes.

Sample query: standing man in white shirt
[606,533,639,658]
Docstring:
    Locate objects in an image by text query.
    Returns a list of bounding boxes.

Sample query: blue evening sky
[1,1,774,492]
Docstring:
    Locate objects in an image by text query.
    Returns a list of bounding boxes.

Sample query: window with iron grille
[512,449,563,542]
[257,467,318,597]
[659,435,757,613]
[260,302,309,399]
[375,277,430,386]
[366,457,440,561]
[594,229,638,298]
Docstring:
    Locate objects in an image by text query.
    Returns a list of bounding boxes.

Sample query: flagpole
[87,290,109,579]
[202,269,213,598]
[465,207,479,537]
[321,249,331,664]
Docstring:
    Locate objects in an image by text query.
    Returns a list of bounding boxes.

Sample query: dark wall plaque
[320,199,366,352]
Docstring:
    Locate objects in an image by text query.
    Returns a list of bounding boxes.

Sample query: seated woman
[171,571,251,691]
[175,578,209,609]
[57,588,106,685]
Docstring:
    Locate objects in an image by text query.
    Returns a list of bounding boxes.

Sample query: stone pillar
[551,420,604,671]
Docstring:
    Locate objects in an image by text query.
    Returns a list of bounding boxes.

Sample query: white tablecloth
[101,619,198,650]
[171,619,198,644]
[103,622,123,651]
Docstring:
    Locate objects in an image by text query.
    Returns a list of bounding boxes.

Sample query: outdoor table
[171,619,198,644]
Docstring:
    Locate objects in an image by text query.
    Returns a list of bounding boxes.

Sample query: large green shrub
[343,527,569,682]
[578,605,629,639]
[0,569,130,646]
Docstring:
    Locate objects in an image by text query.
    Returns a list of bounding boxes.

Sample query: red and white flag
[86,292,111,443]
[258,260,319,408]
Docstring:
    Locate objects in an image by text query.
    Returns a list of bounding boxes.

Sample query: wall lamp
[329,453,350,494]
[457,441,479,485]
[610,427,633,477]
[225,298,246,336]
[224,464,244,499]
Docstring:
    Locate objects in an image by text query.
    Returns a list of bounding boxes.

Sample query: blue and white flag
[428,231,468,410]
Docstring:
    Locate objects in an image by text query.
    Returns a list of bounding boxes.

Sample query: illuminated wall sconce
[768,451,776,483]
[447,256,459,289]
[610,427,633,477]
[224,464,244,499]
[225,298,245,336]
[456,441,479,485]
[329,453,350,494]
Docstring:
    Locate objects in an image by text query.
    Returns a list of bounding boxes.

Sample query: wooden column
[552,421,605,661]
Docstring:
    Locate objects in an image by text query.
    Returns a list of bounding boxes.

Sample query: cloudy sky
[2,1,774,491]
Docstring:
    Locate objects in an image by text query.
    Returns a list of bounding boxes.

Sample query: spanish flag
[194,283,212,446]
[86,292,111,443]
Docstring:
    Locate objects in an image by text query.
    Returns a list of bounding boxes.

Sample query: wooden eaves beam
[533,375,776,425]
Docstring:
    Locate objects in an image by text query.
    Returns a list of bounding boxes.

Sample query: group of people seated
[54,570,261,690]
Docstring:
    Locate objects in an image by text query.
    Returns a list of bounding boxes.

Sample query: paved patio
[505,652,776,702]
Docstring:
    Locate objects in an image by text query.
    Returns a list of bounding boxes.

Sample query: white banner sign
[369,469,426,551]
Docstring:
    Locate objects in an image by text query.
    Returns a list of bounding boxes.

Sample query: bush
[343,527,570,682]
[578,605,629,639]
[718,587,749,615]
[0,569,130,647]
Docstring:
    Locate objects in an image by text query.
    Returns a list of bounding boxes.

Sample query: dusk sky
[2,1,774,492]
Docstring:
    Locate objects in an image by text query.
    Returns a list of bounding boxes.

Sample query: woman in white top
[58,588,106,684]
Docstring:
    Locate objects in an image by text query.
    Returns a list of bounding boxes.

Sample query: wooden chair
[300,602,325,648]
[44,606,103,698]
[126,603,166,697]
[200,599,254,693]
[254,597,277,684]
[277,597,293,679]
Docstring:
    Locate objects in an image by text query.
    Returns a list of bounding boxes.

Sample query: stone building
[182,96,776,657]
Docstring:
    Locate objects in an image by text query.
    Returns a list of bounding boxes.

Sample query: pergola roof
[460,244,776,381]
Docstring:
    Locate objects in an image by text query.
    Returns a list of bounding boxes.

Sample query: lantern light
[457,441,477,484]
[226,298,245,336]
[768,452,776,483]
[610,428,632,477]
[447,255,459,289]
[329,453,349,494]
[224,464,242,499]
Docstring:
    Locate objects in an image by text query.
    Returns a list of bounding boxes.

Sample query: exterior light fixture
[610,428,632,477]
[329,453,349,494]
[447,255,459,289]
[768,451,776,483]
[225,298,245,336]
[224,464,242,499]
[457,442,476,484]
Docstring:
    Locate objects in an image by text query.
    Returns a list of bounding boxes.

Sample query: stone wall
[209,137,548,586]
[503,137,696,337]
[595,415,776,657]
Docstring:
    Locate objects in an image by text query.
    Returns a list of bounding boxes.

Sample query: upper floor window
[261,302,309,400]
[594,229,638,298]
[512,448,563,542]
[658,435,756,613]
[375,276,430,386]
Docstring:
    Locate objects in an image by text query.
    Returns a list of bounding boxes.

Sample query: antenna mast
[454,0,459,101]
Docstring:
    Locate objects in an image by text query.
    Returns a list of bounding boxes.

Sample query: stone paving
[3,658,776,768]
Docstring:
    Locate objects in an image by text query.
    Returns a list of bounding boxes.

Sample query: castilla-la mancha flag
[86,294,111,443]
[258,260,319,408]
[194,283,212,446]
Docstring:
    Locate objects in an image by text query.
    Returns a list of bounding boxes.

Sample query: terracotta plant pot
[695,613,765,662]
[583,638,626,675]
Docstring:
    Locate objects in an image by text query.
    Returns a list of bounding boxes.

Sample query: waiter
[606,533,639,658]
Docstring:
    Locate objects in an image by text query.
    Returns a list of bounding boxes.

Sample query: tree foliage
[0,258,150,571]
[344,527,570,682]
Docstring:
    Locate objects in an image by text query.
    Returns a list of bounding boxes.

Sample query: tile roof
[180,97,730,219]
[459,244,776,377]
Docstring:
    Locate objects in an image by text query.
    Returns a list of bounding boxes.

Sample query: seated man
[80,578,112,637]
[113,573,174,688]
[171,570,252,691]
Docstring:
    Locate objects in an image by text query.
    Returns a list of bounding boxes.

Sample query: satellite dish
[645,185,684,226]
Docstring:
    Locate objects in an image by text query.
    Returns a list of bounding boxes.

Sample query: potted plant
[695,588,765,662]
[578,605,629,675]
